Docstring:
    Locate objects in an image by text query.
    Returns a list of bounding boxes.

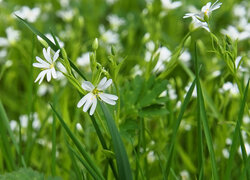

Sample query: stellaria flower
[0,27,20,47]
[183,1,222,32]
[14,6,41,23]
[161,0,182,10]
[33,47,60,84]
[77,77,118,115]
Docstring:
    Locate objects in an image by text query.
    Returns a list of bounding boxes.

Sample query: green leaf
[165,78,196,178]
[100,102,133,180]
[0,168,44,180]
[50,104,105,180]
[194,43,219,180]
[225,79,249,179]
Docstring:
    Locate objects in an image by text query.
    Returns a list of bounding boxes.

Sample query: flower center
[92,88,100,95]
[204,9,209,15]
[50,63,54,69]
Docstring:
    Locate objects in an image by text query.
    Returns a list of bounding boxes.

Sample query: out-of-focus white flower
[32,112,41,130]
[180,121,192,131]
[238,143,250,156]
[0,49,7,58]
[222,148,230,158]
[146,41,155,52]
[5,60,13,68]
[147,151,156,163]
[179,50,191,66]
[233,4,246,18]
[184,13,210,32]
[226,138,232,145]
[59,0,70,8]
[154,46,172,72]
[76,123,83,131]
[10,120,18,131]
[107,15,125,31]
[243,115,250,124]
[57,9,74,22]
[76,52,90,67]
[77,77,118,115]
[14,6,40,23]
[106,0,117,5]
[211,70,221,77]
[37,84,53,96]
[33,47,60,84]
[219,82,239,95]
[221,25,250,41]
[180,170,190,180]
[0,27,20,47]
[185,82,197,97]
[132,65,143,77]
[99,25,119,45]
[19,115,28,128]
[161,0,182,10]
[37,34,64,48]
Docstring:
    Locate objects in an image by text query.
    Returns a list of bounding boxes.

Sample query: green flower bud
[92,38,98,50]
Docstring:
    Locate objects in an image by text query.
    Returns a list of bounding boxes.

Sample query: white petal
[99,93,118,100]
[99,93,116,105]
[83,94,94,112]
[89,97,97,115]
[33,63,49,69]
[46,70,52,82]
[77,93,92,108]
[34,70,47,84]
[51,68,57,79]
[81,81,95,91]
[43,47,52,63]
[97,77,107,89]
[99,79,112,90]
[36,56,50,66]
[53,49,60,62]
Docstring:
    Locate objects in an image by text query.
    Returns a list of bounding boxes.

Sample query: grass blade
[225,79,249,179]
[165,78,196,178]
[194,43,218,180]
[100,102,133,180]
[50,104,105,180]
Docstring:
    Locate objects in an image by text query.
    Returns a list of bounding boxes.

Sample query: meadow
[0,0,250,179]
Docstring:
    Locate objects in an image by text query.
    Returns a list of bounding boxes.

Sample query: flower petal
[99,79,112,90]
[77,93,92,108]
[99,92,118,100]
[43,47,52,63]
[89,97,97,115]
[36,56,50,66]
[97,77,107,89]
[51,68,57,79]
[99,93,116,105]
[46,69,52,82]
[33,62,49,69]
[83,94,94,112]
[81,81,95,91]
[53,49,60,62]
[34,70,47,84]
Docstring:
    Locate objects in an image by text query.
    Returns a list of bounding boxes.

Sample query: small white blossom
[99,25,119,45]
[33,47,60,84]
[76,52,90,67]
[154,46,172,72]
[147,151,156,163]
[180,170,190,180]
[184,1,222,32]
[0,27,20,47]
[14,6,40,23]
[238,143,250,156]
[221,25,250,41]
[77,77,118,116]
[76,123,83,131]
[107,15,125,31]
[57,9,74,22]
[10,120,18,131]
[222,148,230,158]
[161,0,182,10]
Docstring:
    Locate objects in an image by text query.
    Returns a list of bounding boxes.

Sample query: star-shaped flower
[77,77,118,116]
[33,47,60,84]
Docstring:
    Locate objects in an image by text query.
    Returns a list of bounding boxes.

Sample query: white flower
[183,1,222,32]
[161,0,182,10]
[154,46,172,72]
[107,15,125,31]
[33,47,60,84]
[221,25,250,41]
[0,27,20,47]
[77,77,118,116]
[99,25,119,44]
[76,52,90,67]
[56,9,74,22]
[201,0,222,17]
[14,6,40,23]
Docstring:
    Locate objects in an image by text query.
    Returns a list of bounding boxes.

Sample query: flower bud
[92,38,98,50]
